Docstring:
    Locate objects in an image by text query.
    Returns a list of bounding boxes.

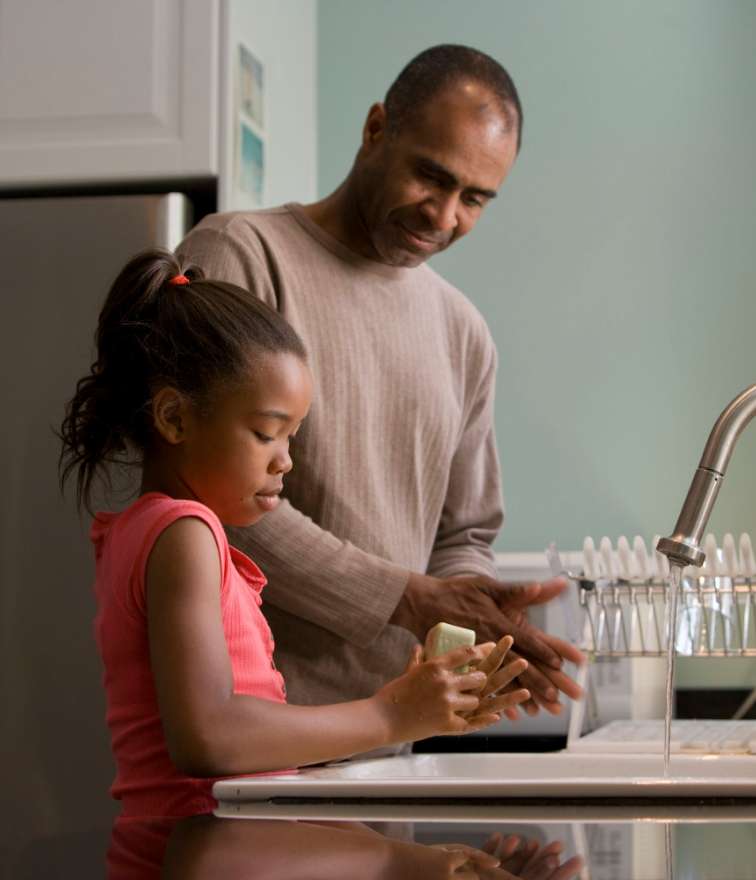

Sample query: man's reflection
[107,813,583,879]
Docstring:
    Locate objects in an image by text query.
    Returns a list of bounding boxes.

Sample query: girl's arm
[147,517,528,777]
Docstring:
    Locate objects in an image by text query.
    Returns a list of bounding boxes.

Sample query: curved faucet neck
[658,383,756,568]
[699,384,756,475]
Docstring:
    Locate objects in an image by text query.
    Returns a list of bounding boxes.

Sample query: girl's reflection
[107,814,583,879]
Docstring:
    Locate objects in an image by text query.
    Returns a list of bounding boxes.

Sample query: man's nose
[422,192,459,232]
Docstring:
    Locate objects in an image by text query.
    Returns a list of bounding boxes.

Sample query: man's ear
[362,102,388,150]
[151,386,191,445]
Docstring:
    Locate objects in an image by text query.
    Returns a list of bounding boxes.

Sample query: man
[177,44,583,718]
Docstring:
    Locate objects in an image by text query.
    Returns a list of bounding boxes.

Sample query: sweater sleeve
[227,509,410,646]
[176,220,411,646]
[426,332,504,580]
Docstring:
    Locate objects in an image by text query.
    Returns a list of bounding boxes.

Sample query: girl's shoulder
[91,492,225,552]
[91,493,232,618]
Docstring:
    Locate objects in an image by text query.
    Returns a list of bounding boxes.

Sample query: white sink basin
[212,751,756,804]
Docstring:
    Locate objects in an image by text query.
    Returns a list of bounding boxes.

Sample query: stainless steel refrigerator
[0,193,192,874]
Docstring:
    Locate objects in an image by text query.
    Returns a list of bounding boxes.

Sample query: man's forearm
[426,544,499,581]
[228,499,410,646]
[388,572,440,641]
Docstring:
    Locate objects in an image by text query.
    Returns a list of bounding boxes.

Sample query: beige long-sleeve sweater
[176,204,504,705]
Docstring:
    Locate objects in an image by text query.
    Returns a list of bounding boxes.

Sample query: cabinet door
[0,0,219,186]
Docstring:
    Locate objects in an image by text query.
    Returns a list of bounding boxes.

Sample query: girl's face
[176,351,312,527]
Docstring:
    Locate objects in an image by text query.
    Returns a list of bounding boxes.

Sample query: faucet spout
[657,384,756,568]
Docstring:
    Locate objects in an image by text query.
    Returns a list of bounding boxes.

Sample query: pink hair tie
[168,274,190,286]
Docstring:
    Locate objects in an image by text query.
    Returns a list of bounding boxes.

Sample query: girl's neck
[140,459,198,504]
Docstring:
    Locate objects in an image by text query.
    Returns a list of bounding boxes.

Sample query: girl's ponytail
[58,250,204,512]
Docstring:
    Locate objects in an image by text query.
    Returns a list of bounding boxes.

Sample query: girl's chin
[239,512,265,527]
[215,495,276,527]
[220,506,265,528]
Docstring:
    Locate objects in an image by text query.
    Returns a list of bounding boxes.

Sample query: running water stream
[665,821,674,880]
[663,564,684,775]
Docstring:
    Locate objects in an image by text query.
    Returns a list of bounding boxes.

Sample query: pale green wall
[317,0,756,557]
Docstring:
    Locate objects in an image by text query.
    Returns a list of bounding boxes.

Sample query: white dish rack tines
[576,533,756,658]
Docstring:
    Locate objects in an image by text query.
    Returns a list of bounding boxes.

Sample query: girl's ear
[151,386,191,445]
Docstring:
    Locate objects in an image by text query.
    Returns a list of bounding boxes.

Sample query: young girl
[59,249,530,819]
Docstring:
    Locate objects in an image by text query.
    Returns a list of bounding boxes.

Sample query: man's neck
[301,180,379,262]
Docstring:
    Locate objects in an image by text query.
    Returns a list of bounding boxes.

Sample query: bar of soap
[424,622,476,672]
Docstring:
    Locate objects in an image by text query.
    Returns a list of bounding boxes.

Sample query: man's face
[356,81,519,268]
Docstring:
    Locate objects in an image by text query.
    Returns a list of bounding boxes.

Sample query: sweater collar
[285,202,421,281]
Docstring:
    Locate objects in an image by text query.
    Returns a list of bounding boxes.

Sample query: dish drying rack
[550,533,756,746]
[552,532,756,658]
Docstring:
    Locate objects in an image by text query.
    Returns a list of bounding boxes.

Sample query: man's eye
[254,431,273,443]
[419,168,442,184]
[463,194,483,208]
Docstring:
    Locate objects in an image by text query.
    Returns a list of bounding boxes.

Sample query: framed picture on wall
[239,121,264,205]
[239,43,264,128]
[235,43,265,206]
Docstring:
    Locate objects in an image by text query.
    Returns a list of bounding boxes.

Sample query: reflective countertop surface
[12,802,756,879]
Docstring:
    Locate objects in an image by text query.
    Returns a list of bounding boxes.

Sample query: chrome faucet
[657,384,756,568]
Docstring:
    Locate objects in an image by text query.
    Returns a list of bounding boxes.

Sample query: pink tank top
[91,493,287,818]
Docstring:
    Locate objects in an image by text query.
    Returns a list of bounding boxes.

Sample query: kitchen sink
[212,750,756,805]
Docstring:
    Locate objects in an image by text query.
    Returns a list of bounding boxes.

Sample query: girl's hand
[465,635,531,723]
[481,833,584,880]
[470,633,582,722]
[374,640,530,743]
[429,842,502,874]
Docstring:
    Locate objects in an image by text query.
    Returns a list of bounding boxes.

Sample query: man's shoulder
[177,204,312,278]
[188,204,299,241]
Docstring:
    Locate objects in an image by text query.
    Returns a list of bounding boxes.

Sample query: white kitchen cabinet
[0,0,219,186]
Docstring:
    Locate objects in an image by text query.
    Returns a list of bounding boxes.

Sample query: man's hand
[390,572,585,715]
